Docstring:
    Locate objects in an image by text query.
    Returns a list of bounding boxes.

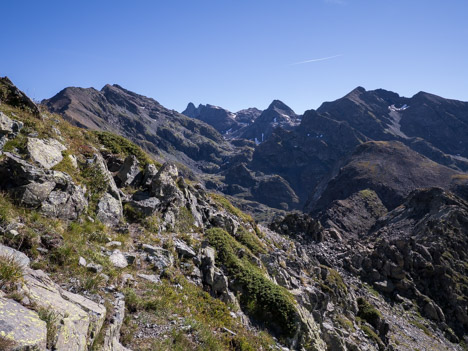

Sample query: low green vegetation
[205,228,299,340]
[236,227,266,255]
[360,324,384,348]
[357,297,382,329]
[0,254,24,292]
[209,193,255,225]
[123,276,275,351]
[93,131,154,167]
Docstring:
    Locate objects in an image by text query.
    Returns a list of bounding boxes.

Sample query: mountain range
[44,83,468,217]
[0,76,465,350]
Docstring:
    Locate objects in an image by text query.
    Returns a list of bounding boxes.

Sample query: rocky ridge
[0,77,466,350]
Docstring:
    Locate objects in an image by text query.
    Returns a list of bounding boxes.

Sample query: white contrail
[290,54,343,65]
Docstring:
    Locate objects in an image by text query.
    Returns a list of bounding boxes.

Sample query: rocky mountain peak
[267,99,296,115]
[182,102,198,117]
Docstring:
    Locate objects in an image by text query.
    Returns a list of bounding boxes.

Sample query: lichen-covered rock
[27,137,67,169]
[97,193,123,226]
[0,297,47,350]
[22,269,92,351]
[61,290,107,348]
[0,152,87,219]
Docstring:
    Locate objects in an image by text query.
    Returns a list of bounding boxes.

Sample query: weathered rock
[21,268,106,351]
[27,137,67,169]
[79,256,87,267]
[116,155,141,187]
[150,162,182,202]
[0,153,87,220]
[97,193,123,226]
[87,263,103,273]
[102,299,131,351]
[109,250,128,268]
[173,238,196,258]
[61,290,107,348]
[126,193,160,217]
[137,273,161,284]
[0,297,47,350]
[142,244,174,271]
[142,163,158,187]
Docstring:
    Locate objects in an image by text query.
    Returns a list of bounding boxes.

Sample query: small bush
[236,227,266,255]
[205,228,299,340]
[357,297,382,329]
[0,254,24,291]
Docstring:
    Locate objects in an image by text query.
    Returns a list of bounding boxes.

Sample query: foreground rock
[0,244,109,351]
[0,297,47,350]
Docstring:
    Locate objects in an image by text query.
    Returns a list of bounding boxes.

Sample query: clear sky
[2,0,467,114]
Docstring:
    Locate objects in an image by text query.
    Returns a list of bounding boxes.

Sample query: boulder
[97,193,123,226]
[27,137,67,169]
[0,153,87,220]
[61,290,107,348]
[109,250,128,268]
[142,163,158,187]
[126,192,160,217]
[0,297,47,350]
[173,238,196,258]
[150,162,182,203]
[21,269,97,351]
[116,155,141,187]
[142,244,174,271]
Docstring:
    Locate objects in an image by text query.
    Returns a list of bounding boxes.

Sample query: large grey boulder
[142,244,174,271]
[0,153,87,220]
[150,162,182,202]
[0,297,47,350]
[97,193,123,226]
[116,155,141,187]
[27,137,67,169]
[173,238,196,258]
[61,290,107,348]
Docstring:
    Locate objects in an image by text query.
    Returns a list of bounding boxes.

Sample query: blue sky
[2,0,467,113]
